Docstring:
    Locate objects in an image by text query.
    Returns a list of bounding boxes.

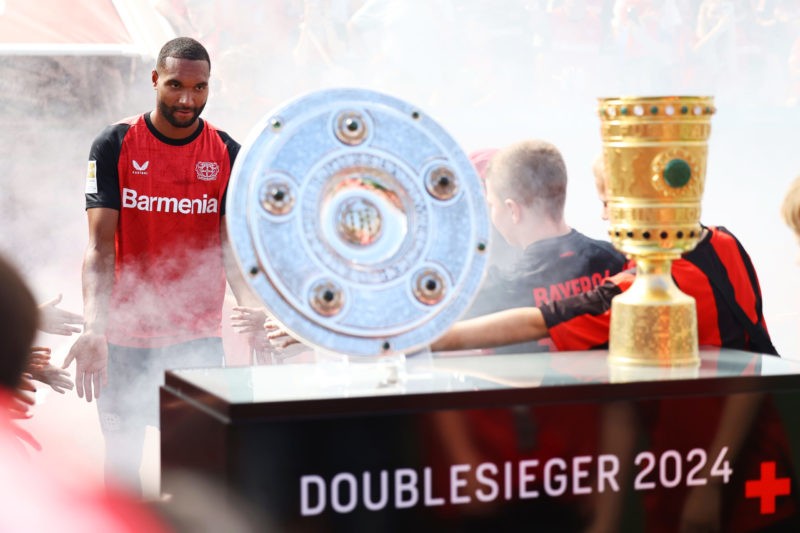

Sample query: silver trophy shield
[226,88,490,356]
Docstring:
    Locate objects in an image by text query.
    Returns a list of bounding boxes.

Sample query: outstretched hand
[30,363,74,394]
[38,294,83,336]
[231,306,268,334]
[9,375,36,419]
[27,346,51,371]
[62,332,107,402]
[265,317,300,349]
[232,306,280,363]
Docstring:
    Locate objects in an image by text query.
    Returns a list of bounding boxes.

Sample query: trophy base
[607,359,700,382]
[608,269,699,367]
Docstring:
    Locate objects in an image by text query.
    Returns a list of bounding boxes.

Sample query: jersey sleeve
[596,242,628,276]
[714,226,766,326]
[217,130,241,217]
[539,270,633,351]
[85,123,130,210]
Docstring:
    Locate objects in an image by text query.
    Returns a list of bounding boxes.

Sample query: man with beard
[65,37,256,495]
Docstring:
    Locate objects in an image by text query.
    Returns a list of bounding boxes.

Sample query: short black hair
[0,255,37,389]
[156,37,211,71]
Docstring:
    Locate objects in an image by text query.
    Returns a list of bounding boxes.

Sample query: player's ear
[151,69,158,89]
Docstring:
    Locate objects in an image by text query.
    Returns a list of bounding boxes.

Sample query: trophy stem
[608,256,699,366]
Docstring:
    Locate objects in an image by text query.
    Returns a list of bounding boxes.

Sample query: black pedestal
[161,349,800,531]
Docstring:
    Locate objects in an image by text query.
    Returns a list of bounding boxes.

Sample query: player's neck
[518,218,570,249]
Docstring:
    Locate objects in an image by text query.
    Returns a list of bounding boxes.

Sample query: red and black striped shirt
[541,226,773,353]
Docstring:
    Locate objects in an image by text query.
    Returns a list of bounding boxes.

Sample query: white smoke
[196,0,800,358]
[4,1,799,353]
[2,0,800,497]
[1,3,798,367]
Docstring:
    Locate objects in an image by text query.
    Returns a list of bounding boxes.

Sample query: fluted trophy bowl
[598,96,715,366]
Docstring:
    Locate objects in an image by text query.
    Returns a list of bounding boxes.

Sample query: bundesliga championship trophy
[598,96,715,366]
[226,88,489,360]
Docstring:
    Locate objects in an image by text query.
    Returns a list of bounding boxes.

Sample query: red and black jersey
[466,229,626,352]
[541,226,774,354]
[85,113,240,348]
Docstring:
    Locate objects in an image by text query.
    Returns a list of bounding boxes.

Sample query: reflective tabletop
[164,348,800,407]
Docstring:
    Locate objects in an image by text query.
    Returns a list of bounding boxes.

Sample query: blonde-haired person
[592,153,610,221]
[781,175,800,242]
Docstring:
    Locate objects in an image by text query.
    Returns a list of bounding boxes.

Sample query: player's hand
[38,294,83,335]
[62,332,108,402]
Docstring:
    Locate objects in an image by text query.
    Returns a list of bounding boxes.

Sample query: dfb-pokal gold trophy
[598,96,715,366]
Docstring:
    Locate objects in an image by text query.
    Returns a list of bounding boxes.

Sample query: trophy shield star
[598,96,716,366]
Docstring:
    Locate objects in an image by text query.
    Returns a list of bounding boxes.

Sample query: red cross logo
[745,461,791,514]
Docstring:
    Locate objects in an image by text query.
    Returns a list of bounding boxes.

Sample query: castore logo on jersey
[132,160,150,175]
[196,161,219,181]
